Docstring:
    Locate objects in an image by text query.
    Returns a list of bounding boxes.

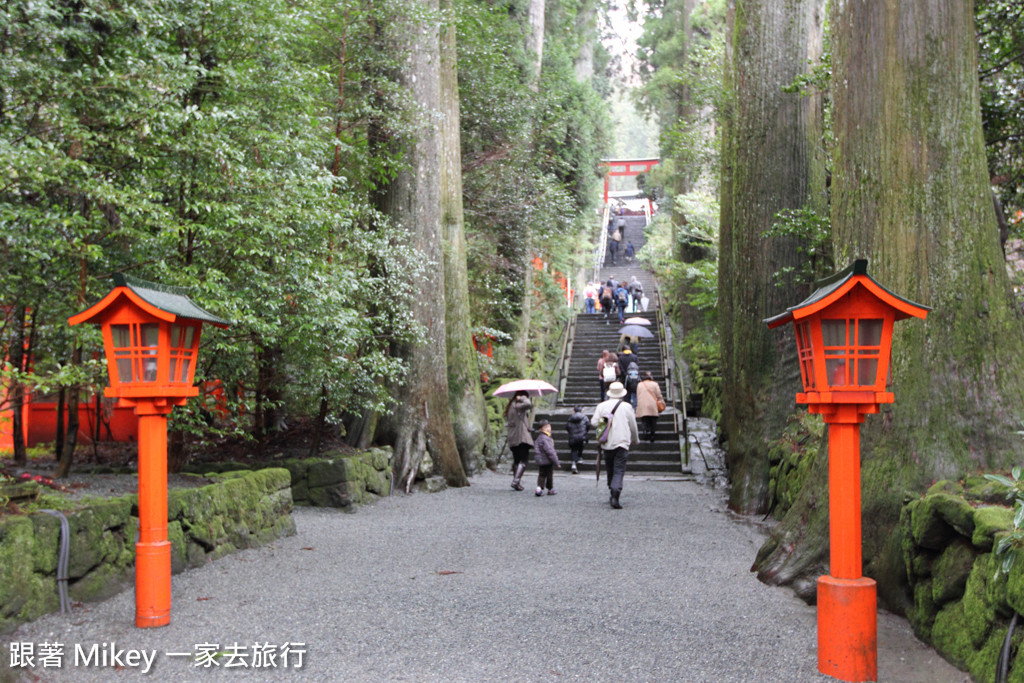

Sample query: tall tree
[718,0,827,514]
[527,0,546,87]
[381,0,468,490]
[754,0,1024,607]
[441,0,488,473]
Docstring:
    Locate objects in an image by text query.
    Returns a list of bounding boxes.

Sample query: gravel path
[6,470,970,682]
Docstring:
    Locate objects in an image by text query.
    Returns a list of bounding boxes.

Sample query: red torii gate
[599,157,660,205]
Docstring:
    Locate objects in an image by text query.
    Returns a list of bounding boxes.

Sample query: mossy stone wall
[901,479,1024,682]
[0,468,294,634]
[183,446,393,510]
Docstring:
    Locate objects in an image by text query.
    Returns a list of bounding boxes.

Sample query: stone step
[545,213,683,474]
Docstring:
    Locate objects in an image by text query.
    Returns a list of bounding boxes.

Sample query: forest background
[0,0,615,489]
[4,0,1024,621]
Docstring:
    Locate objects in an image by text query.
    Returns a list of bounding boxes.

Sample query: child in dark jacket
[534,421,561,496]
[565,406,590,474]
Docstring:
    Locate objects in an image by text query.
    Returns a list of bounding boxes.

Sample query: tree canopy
[0,0,611,474]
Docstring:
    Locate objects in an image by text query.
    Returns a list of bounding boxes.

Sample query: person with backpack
[583,282,597,314]
[617,348,640,407]
[628,276,644,313]
[565,406,590,474]
[614,282,630,324]
[599,283,615,323]
[624,360,641,409]
[591,382,639,509]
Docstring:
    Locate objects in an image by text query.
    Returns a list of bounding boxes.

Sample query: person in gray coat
[505,391,534,490]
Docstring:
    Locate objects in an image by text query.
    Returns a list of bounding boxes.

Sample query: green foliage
[767,413,823,519]
[457,0,608,340]
[977,0,1024,231]
[0,0,609,467]
[0,0,427,459]
[641,190,720,319]
[633,0,726,189]
[761,206,833,287]
[984,467,1024,577]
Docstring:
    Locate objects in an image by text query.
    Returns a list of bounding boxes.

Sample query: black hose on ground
[997,611,1019,683]
[40,509,71,614]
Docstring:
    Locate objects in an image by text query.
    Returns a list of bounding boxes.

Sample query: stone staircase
[531,213,685,475]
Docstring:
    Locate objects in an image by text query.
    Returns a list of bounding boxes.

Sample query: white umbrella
[492,379,558,398]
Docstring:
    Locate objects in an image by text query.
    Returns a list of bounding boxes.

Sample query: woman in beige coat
[634,372,664,443]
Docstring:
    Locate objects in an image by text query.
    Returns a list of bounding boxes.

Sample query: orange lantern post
[765,260,928,682]
[69,274,228,628]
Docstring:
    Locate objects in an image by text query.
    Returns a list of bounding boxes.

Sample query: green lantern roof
[764,259,931,328]
[112,273,230,327]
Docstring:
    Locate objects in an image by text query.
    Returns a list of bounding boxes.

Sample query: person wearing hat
[590,381,639,509]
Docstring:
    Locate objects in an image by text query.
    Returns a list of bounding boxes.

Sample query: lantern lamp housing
[68,274,229,402]
[764,260,929,407]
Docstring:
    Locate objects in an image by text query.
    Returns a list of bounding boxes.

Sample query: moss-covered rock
[932,538,976,605]
[973,506,1014,551]
[65,498,135,579]
[899,486,1024,679]
[963,557,997,649]
[1004,551,1024,615]
[909,494,967,549]
[910,578,937,640]
[967,626,1006,683]
[927,479,964,497]
[934,493,977,537]
[931,600,972,669]
[167,520,187,575]
[0,468,294,635]
[0,516,54,633]
[69,561,132,603]
[964,475,1013,505]
[307,458,348,488]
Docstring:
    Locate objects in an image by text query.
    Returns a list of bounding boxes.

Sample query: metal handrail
[551,310,577,409]
[595,204,610,283]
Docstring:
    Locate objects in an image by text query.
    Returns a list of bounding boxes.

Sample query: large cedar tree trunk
[440,0,488,474]
[719,0,827,514]
[527,0,545,88]
[753,0,1024,609]
[382,0,468,490]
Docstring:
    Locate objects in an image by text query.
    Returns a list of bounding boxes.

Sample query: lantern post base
[817,575,877,682]
[135,541,171,627]
[134,407,174,629]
